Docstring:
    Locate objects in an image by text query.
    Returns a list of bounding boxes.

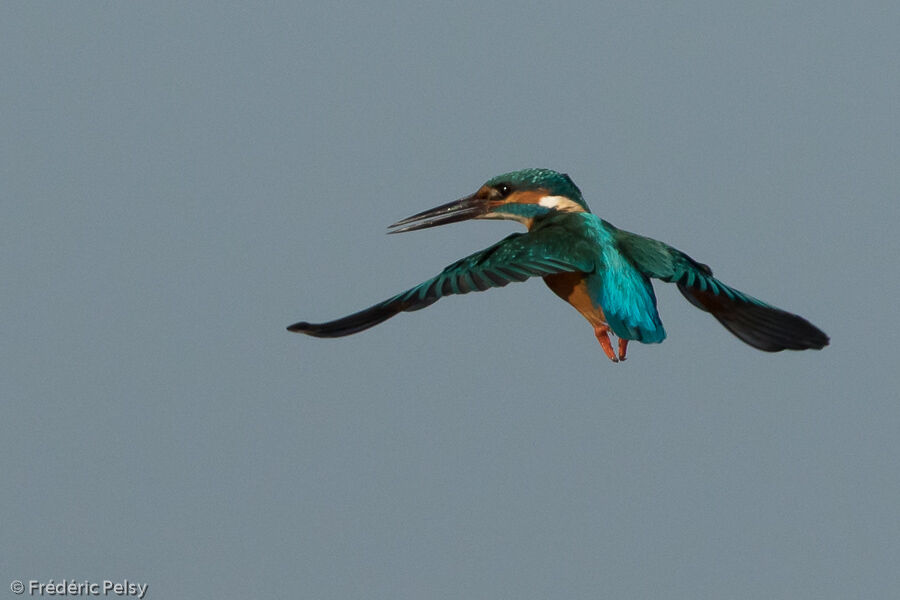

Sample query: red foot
[618,338,628,361]
[593,325,619,363]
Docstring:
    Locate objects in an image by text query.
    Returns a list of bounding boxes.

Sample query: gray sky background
[2,2,899,599]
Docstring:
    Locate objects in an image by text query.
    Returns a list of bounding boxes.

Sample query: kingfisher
[288,168,828,362]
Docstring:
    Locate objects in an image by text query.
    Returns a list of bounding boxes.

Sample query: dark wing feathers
[288,231,594,337]
[675,279,829,351]
[615,229,828,351]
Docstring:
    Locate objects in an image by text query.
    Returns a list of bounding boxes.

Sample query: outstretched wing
[615,229,829,351]
[288,230,595,337]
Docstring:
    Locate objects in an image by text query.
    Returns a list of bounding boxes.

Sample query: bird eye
[496,184,514,198]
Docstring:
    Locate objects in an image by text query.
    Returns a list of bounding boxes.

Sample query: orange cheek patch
[506,189,549,205]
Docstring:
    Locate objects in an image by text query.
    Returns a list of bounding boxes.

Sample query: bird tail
[676,280,829,351]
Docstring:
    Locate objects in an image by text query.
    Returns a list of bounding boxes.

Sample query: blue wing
[289,230,595,337]
[615,228,829,351]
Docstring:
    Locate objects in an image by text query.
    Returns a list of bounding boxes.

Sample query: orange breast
[543,272,608,327]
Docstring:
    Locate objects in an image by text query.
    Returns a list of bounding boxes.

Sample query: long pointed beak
[387,194,489,234]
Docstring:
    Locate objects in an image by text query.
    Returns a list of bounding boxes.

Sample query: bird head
[388,168,590,233]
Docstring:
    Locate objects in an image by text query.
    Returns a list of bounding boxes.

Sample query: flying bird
[288,168,828,362]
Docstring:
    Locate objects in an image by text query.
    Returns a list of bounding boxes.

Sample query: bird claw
[593,325,629,363]
[593,325,619,363]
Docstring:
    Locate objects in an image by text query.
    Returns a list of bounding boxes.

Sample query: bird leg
[618,338,628,361]
[593,324,619,363]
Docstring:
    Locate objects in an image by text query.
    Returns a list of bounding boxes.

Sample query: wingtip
[808,331,830,350]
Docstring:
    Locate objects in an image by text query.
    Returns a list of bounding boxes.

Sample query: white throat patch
[537,195,584,212]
